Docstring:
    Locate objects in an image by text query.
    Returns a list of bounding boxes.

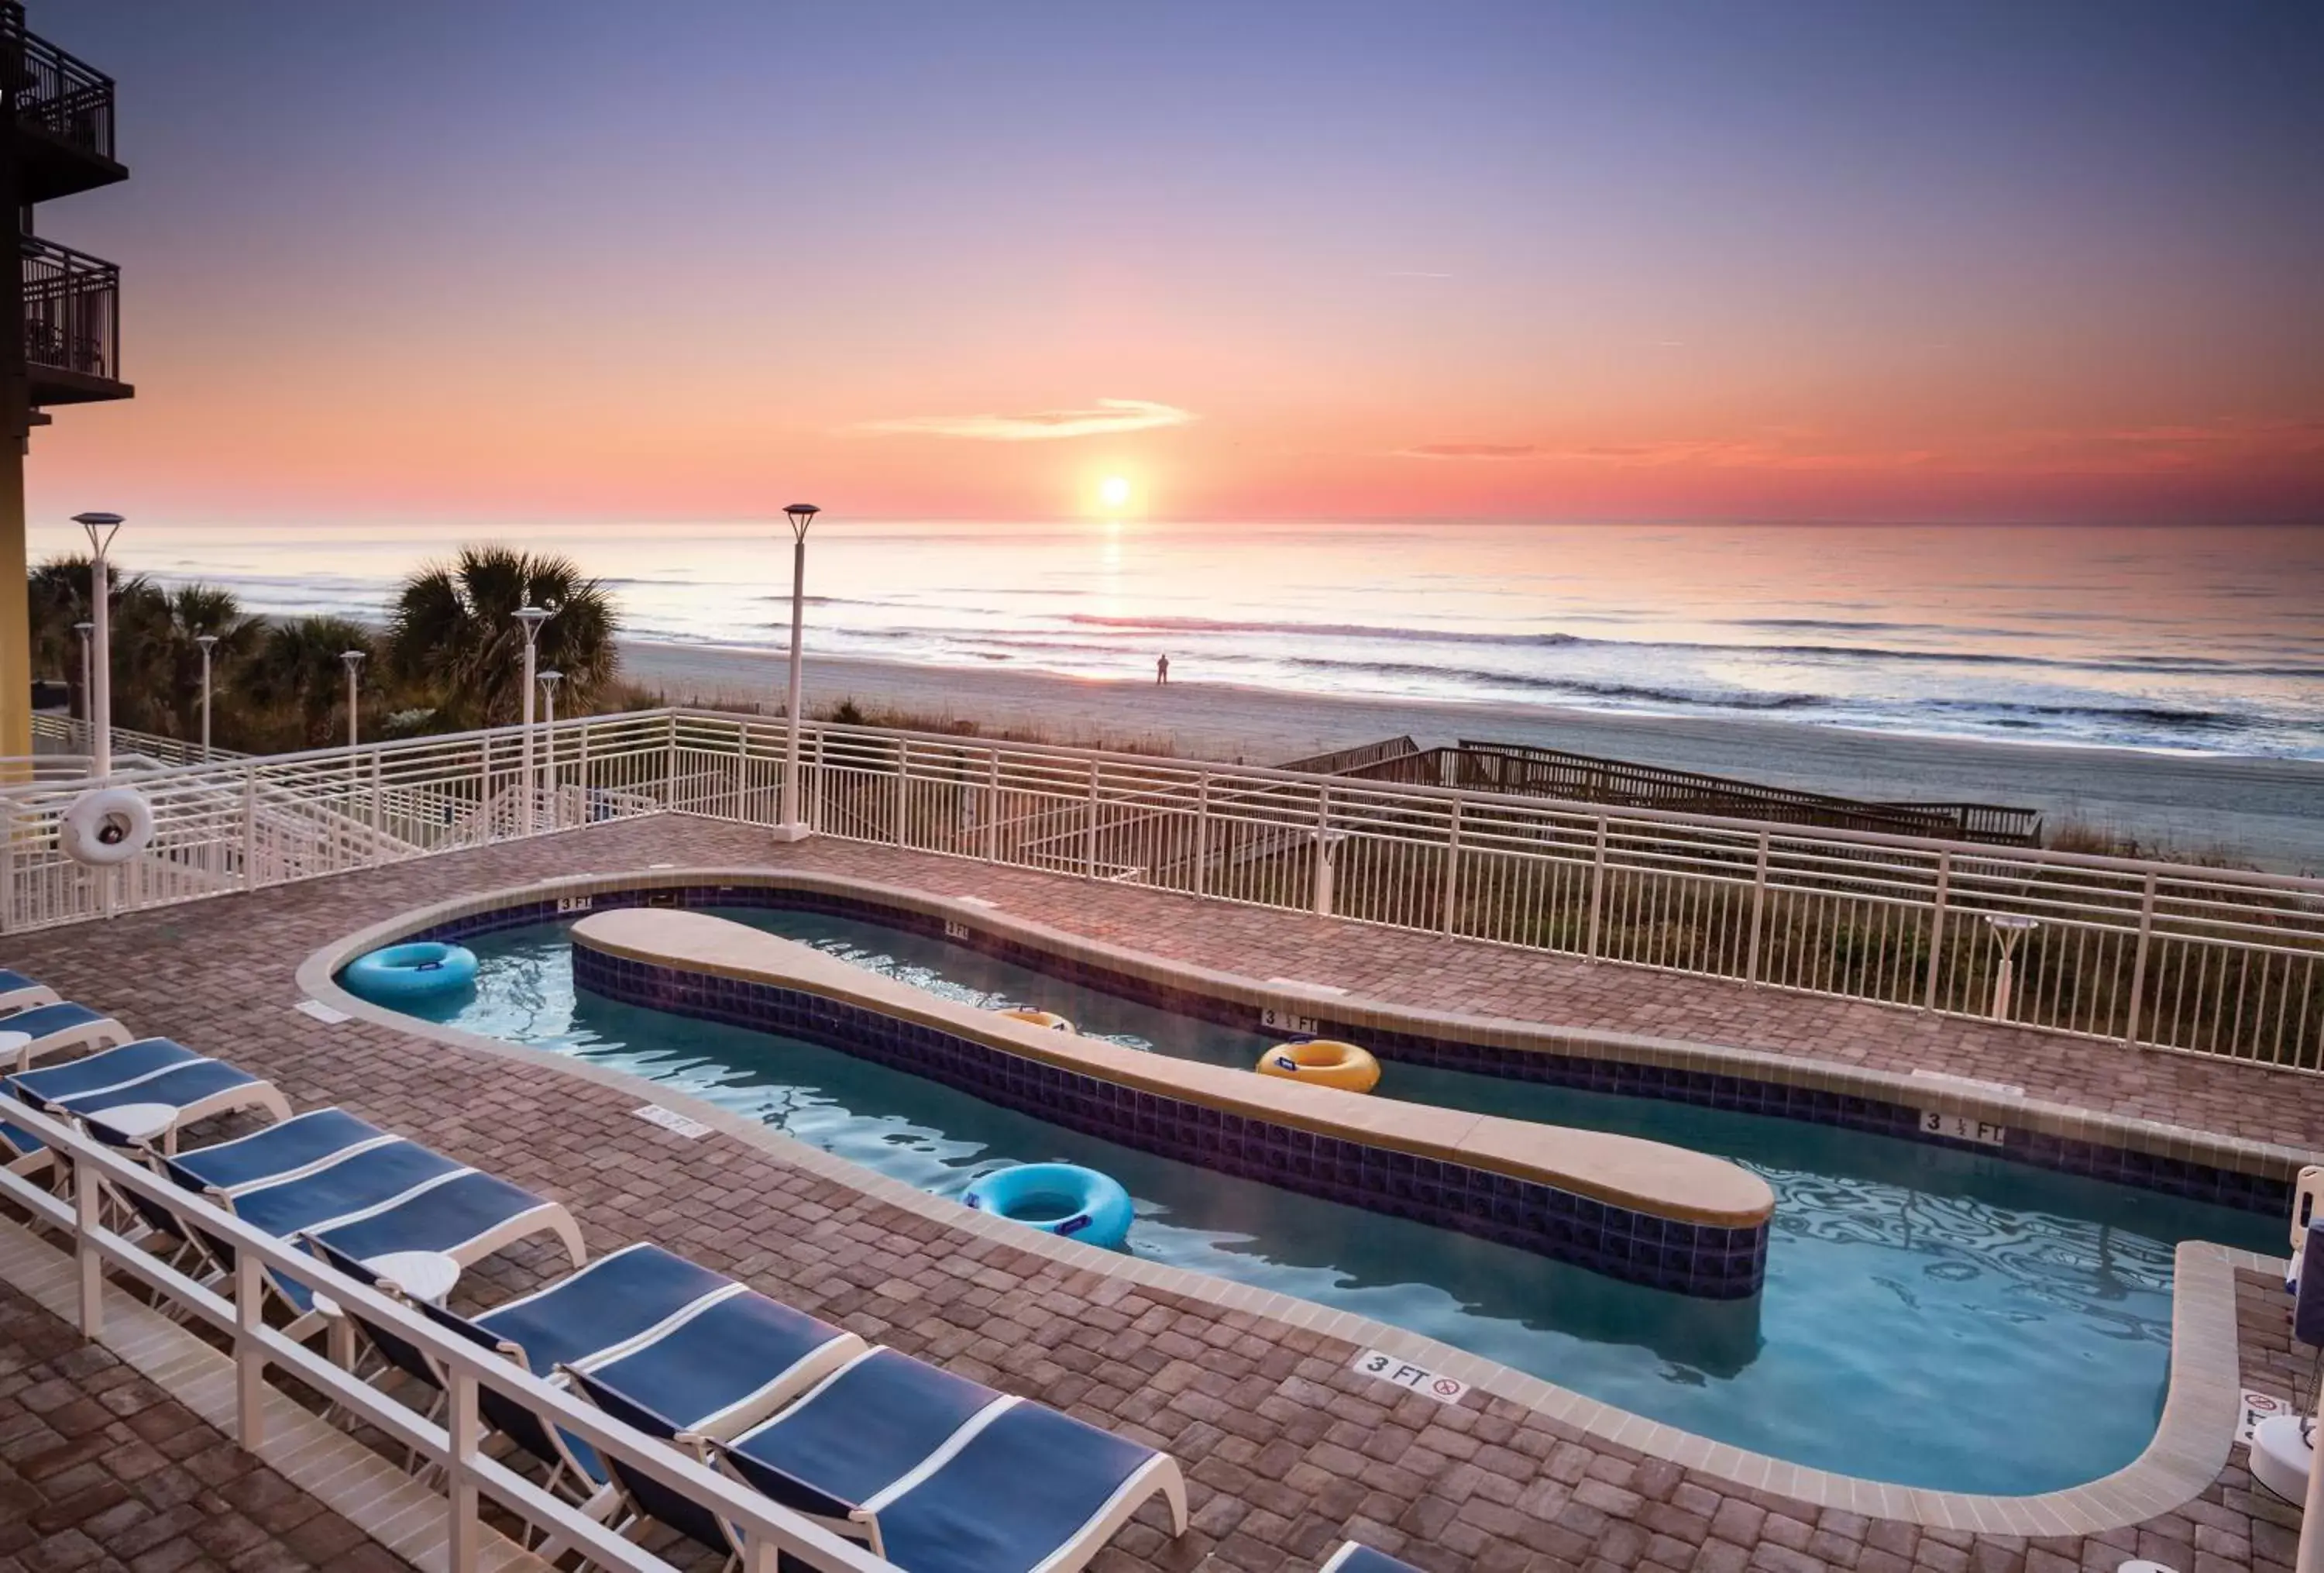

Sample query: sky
[25,1,2324,528]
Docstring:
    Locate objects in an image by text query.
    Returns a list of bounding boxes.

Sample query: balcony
[3,2,125,202]
[22,233,129,403]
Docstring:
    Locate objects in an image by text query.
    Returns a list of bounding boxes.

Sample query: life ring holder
[60,786,156,867]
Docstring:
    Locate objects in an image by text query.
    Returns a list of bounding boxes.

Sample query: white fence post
[984,749,1001,863]
[1923,852,1951,1010]
[810,725,826,833]
[1585,815,1608,960]
[1084,760,1099,879]
[1191,772,1210,898]
[233,1253,267,1446]
[1439,799,1463,935]
[73,1158,103,1337]
[447,1368,481,1573]
[893,741,909,846]
[2123,872,2157,1047]
[241,764,259,890]
[1744,831,1769,983]
[1311,787,1332,917]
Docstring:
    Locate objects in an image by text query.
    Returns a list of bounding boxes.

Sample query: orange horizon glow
[22,5,2324,531]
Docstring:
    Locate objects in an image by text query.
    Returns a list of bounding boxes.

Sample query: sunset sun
[1098,475,1132,508]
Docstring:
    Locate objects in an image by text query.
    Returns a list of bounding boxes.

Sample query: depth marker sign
[1351,1349,1469,1406]
[2237,1389,2288,1446]
[632,1104,712,1140]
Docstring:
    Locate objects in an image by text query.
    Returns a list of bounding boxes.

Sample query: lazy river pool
[391,904,2278,1495]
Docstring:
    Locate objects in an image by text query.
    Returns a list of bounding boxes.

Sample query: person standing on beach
[1157,654,1170,685]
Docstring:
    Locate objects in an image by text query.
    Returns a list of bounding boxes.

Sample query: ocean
[32,518,2324,759]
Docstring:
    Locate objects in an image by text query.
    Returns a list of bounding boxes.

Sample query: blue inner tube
[342,941,480,1004]
[963,1162,1135,1251]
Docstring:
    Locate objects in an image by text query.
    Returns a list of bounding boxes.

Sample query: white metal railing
[26,711,247,767]
[5,706,2321,1072]
[0,1097,891,1573]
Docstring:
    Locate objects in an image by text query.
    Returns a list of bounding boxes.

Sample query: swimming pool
[411,904,2277,1495]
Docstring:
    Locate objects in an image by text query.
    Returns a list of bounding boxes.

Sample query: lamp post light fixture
[538,670,562,831]
[1983,913,2039,1021]
[73,512,123,779]
[339,649,365,751]
[71,621,92,745]
[194,634,218,759]
[775,503,822,842]
[512,600,555,835]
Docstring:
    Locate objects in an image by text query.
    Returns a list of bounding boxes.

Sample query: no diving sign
[1352,1349,1469,1406]
[2238,1389,2289,1445]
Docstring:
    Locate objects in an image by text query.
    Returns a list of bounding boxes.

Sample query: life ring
[964,1162,1134,1249]
[1257,1039,1381,1094]
[996,1007,1075,1033]
[342,941,480,1004]
[60,786,155,867]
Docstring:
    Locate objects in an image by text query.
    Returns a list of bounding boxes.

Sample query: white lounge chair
[0,969,61,1016]
[6,1038,290,1152]
[0,1000,134,1072]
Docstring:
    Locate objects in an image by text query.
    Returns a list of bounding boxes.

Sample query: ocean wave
[1257,652,1828,711]
[1046,611,2315,679]
[1912,699,2243,730]
[1061,612,1585,647]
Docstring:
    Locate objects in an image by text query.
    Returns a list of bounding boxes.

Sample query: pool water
[422,907,2278,1494]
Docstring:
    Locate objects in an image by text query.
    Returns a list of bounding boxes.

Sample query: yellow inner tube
[1256,1039,1380,1094]
[997,1007,1076,1033]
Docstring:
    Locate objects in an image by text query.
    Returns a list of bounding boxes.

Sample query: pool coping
[570,907,1774,1293]
[294,864,2291,1533]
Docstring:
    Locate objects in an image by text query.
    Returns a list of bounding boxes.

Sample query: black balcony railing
[22,233,118,381]
[2,2,115,165]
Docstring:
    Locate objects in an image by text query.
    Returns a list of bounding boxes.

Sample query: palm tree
[385,546,620,731]
[95,581,264,741]
[239,616,376,752]
[154,585,262,743]
[26,555,95,714]
[25,554,174,730]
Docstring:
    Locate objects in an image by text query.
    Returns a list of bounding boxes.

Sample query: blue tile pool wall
[404,883,2290,1219]
[567,941,1772,1299]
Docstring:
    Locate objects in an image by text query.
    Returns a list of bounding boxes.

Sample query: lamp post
[339,650,364,751]
[73,512,122,779]
[538,670,561,830]
[775,503,822,842]
[195,635,218,759]
[513,600,554,835]
[71,621,91,749]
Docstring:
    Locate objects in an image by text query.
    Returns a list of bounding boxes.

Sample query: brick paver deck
[0,1278,411,1573]
[2,817,2313,1573]
[745,837,2324,1155]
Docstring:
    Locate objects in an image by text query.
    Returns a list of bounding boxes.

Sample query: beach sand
[621,639,2324,873]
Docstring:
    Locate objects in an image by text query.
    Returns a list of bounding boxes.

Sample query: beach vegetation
[235,614,380,751]
[385,546,621,729]
[26,545,628,753]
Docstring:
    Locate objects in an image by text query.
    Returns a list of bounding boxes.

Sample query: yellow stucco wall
[0,460,29,760]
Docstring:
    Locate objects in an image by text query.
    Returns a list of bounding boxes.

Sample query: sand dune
[621,639,2324,873]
